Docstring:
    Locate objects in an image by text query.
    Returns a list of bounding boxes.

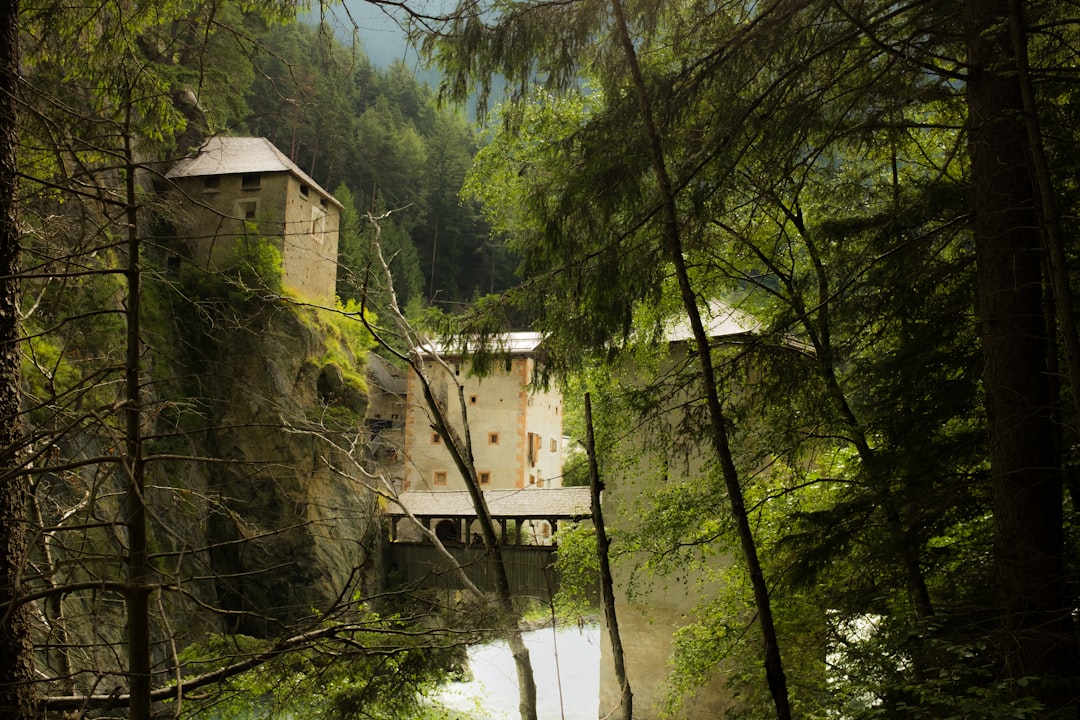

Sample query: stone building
[598,302,760,719]
[166,135,342,303]
[402,332,564,495]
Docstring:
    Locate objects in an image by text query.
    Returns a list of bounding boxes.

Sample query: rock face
[28,291,381,696]
[190,301,379,635]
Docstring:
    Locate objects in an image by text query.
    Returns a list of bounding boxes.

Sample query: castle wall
[521,356,564,488]
[403,355,564,495]
[597,346,737,719]
[170,171,339,303]
[281,175,340,303]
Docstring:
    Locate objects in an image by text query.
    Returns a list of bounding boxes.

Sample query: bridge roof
[387,487,592,520]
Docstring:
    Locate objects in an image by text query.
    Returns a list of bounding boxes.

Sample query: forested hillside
[234,18,516,309]
[4,0,1080,719]
[1,2,493,718]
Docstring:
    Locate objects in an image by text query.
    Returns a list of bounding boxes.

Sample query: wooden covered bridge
[384,487,592,600]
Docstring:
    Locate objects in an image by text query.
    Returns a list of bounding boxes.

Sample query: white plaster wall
[402,355,563,492]
[522,357,565,488]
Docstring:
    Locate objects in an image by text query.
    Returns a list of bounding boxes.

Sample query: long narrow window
[527,432,541,467]
[311,205,327,243]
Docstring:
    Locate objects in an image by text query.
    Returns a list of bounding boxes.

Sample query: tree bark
[965,0,1079,708]
[122,116,152,720]
[0,0,38,715]
[584,393,631,720]
[1008,0,1080,437]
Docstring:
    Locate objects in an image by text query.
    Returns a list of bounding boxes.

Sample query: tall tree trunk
[583,393,631,720]
[965,0,1080,710]
[0,0,38,715]
[1007,0,1080,436]
[608,1,791,717]
[122,119,152,720]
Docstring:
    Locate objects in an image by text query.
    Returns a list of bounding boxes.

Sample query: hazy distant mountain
[311,1,440,83]
[305,1,496,117]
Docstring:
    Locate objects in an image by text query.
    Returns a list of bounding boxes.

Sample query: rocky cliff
[26,269,382,694]
[186,298,380,636]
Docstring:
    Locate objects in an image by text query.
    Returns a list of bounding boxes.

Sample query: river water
[433,623,601,720]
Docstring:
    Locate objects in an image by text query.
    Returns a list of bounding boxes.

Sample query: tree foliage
[240,19,513,310]
[424,0,1080,716]
[2,1,496,717]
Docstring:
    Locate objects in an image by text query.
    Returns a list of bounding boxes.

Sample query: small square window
[431,433,441,444]
[300,184,310,197]
[489,432,499,445]
[434,471,448,486]
[241,173,261,191]
[203,176,220,191]
[529,476,535,485]
[479,471,491,485]
[469,395,478,405]
[237,199,258,221]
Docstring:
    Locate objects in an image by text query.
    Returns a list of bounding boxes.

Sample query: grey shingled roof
[387,487,592,519]
[367,354,407,396]
[166,136,342,208]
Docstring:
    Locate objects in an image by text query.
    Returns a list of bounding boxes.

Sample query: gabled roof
[166,136,343,208]
[386,487,591,520]
[420,331,545,358]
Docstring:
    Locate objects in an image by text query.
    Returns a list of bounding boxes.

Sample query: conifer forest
[2,0,1080,719]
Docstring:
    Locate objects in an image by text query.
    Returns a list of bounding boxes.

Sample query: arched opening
[434,519,460,544]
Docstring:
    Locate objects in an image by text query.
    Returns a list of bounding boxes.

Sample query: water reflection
[435,623,600,720]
